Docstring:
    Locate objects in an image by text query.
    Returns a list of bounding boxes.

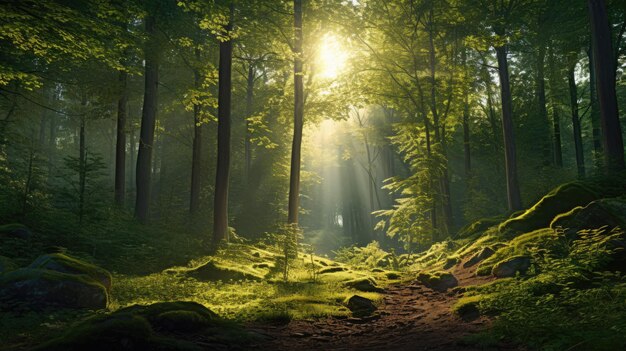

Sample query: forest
[1,0,626,350]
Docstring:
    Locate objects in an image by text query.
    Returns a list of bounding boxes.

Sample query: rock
[443,257,459,269]
[463,247,495,268]
[318,266,347,274]
[187,261,261,281]
[34,301,260,351]
[0,268,108,310]
[0,223,32,239]
[499,182,598,236]
[551,198,626,237]
[344,277,383,292]
[253,263,272,269]
[457,216,505,238]
[345,295,377,317]
[492,256,531,278]
[252,252,261,258]
[28,253,112,292]
[385,272,401,279]
[416,272,458,292]
[0,255,17,274]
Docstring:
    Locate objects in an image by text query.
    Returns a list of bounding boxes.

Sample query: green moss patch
[28,253,112,291]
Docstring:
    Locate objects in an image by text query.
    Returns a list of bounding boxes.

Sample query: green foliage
[333,241,391,269]
[465,228,626,350]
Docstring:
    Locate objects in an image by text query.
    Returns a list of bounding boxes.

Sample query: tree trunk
[587,45,603,171]
[245,63,254,181]
[588,0,625,173]
[287,0,304,225]
[535,44,551,165]
[79,112,86,225]
[190,53,203,214]
[213,3,234,244]
[568,64,585,178]
[135,15,159,223]
[495,44,522,211]
[114,71,127,206]
[129,125,136,193]
[552,106,563,167]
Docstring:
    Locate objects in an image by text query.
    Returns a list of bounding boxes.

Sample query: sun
[317,33,349,79]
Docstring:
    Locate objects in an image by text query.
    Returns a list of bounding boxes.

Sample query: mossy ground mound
[498,182,598,236]
[416,271,458,292]
[36,301,255,351]
[551,197,626,236]
[0,268,108,310]
[0,255,17,273]
[28,253,112,291]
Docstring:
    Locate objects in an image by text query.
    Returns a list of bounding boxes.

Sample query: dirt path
[249,268,519,351]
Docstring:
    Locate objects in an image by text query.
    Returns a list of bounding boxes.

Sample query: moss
[476,228,562,275]
[318,266,348,274]
[0,268,108,309]
[499,182,598,236]
[385,271,401,280]
[184,260,263,281]
[416,271,458,291]
[343,277,383,292]
[0,255,17,273]
[551,198,626,236]
[458,216,506,238]
[28,253,112,291]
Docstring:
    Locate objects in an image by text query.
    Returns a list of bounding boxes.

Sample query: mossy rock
[28,253,112,292]
[443,256,459,269]
[0,223,32,239]
[385,271,401,280]
[416,271,458,292]
[452,295,482,321]
[457,216,505,238]
[551,198,626,237]
[0,268,108,310]
[116,301,219,333]
[0,255,17,274]
[499,182,598,236]
[463,247,495,268]
[344,295,377,317]
[343,277,383,292]
[492,256,531,278]
[186,261,262,281]
[318,266,348,274]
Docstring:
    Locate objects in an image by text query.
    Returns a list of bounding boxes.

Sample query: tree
[588,0,625,173]
[287,0,304,225]
[135,13,160,223]
[213,3,235,245]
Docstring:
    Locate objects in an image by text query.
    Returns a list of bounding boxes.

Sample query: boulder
[416,272,458,292]
[499,182,598,236]
[0,268,108,310]
[551,198,626,237]
[318,266,347,274]
[345,295,377,317]
[344,277,383,292]
[34,302,223,351]
[28,253,112,292]
[0,223,32,239]
[0,255,17,274]
[492,256,531,278]
[187,261,261,281]
[463,247,495,268]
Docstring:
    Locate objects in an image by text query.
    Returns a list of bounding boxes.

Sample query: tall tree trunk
[129,125,136,193]
[568,63,585,178]
[548,45,563,167]
[462,50,471,176]
[213,3,234,244]
[245,63,254,181]
[495,44,522,211]
[135,15,159,223]
[535,44,551,165]
[287,0,304,224]
[190,53,203,214]
[79,109,86,225]
[588,0,625,173]
[587,45,603,171]
[114,71,127,206]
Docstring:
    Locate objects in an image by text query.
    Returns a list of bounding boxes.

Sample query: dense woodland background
[1,0,626,350]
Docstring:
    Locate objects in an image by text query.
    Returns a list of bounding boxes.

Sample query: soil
[249,264,522,351]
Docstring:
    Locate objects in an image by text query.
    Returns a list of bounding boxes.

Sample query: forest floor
[249,265,521,351]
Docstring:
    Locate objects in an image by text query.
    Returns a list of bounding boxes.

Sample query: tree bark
[588,0,625,173]
[535,44,551,165]
[587,45,603,171]
[245,63,254,181]
[79,96,86,225]
[495,44,522,211]
[213,3,234,244]
[287,0,304,225]
[190,52,203,214]
[567,63,585,178]
[114,70,127,206]
[135,15,159,223]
